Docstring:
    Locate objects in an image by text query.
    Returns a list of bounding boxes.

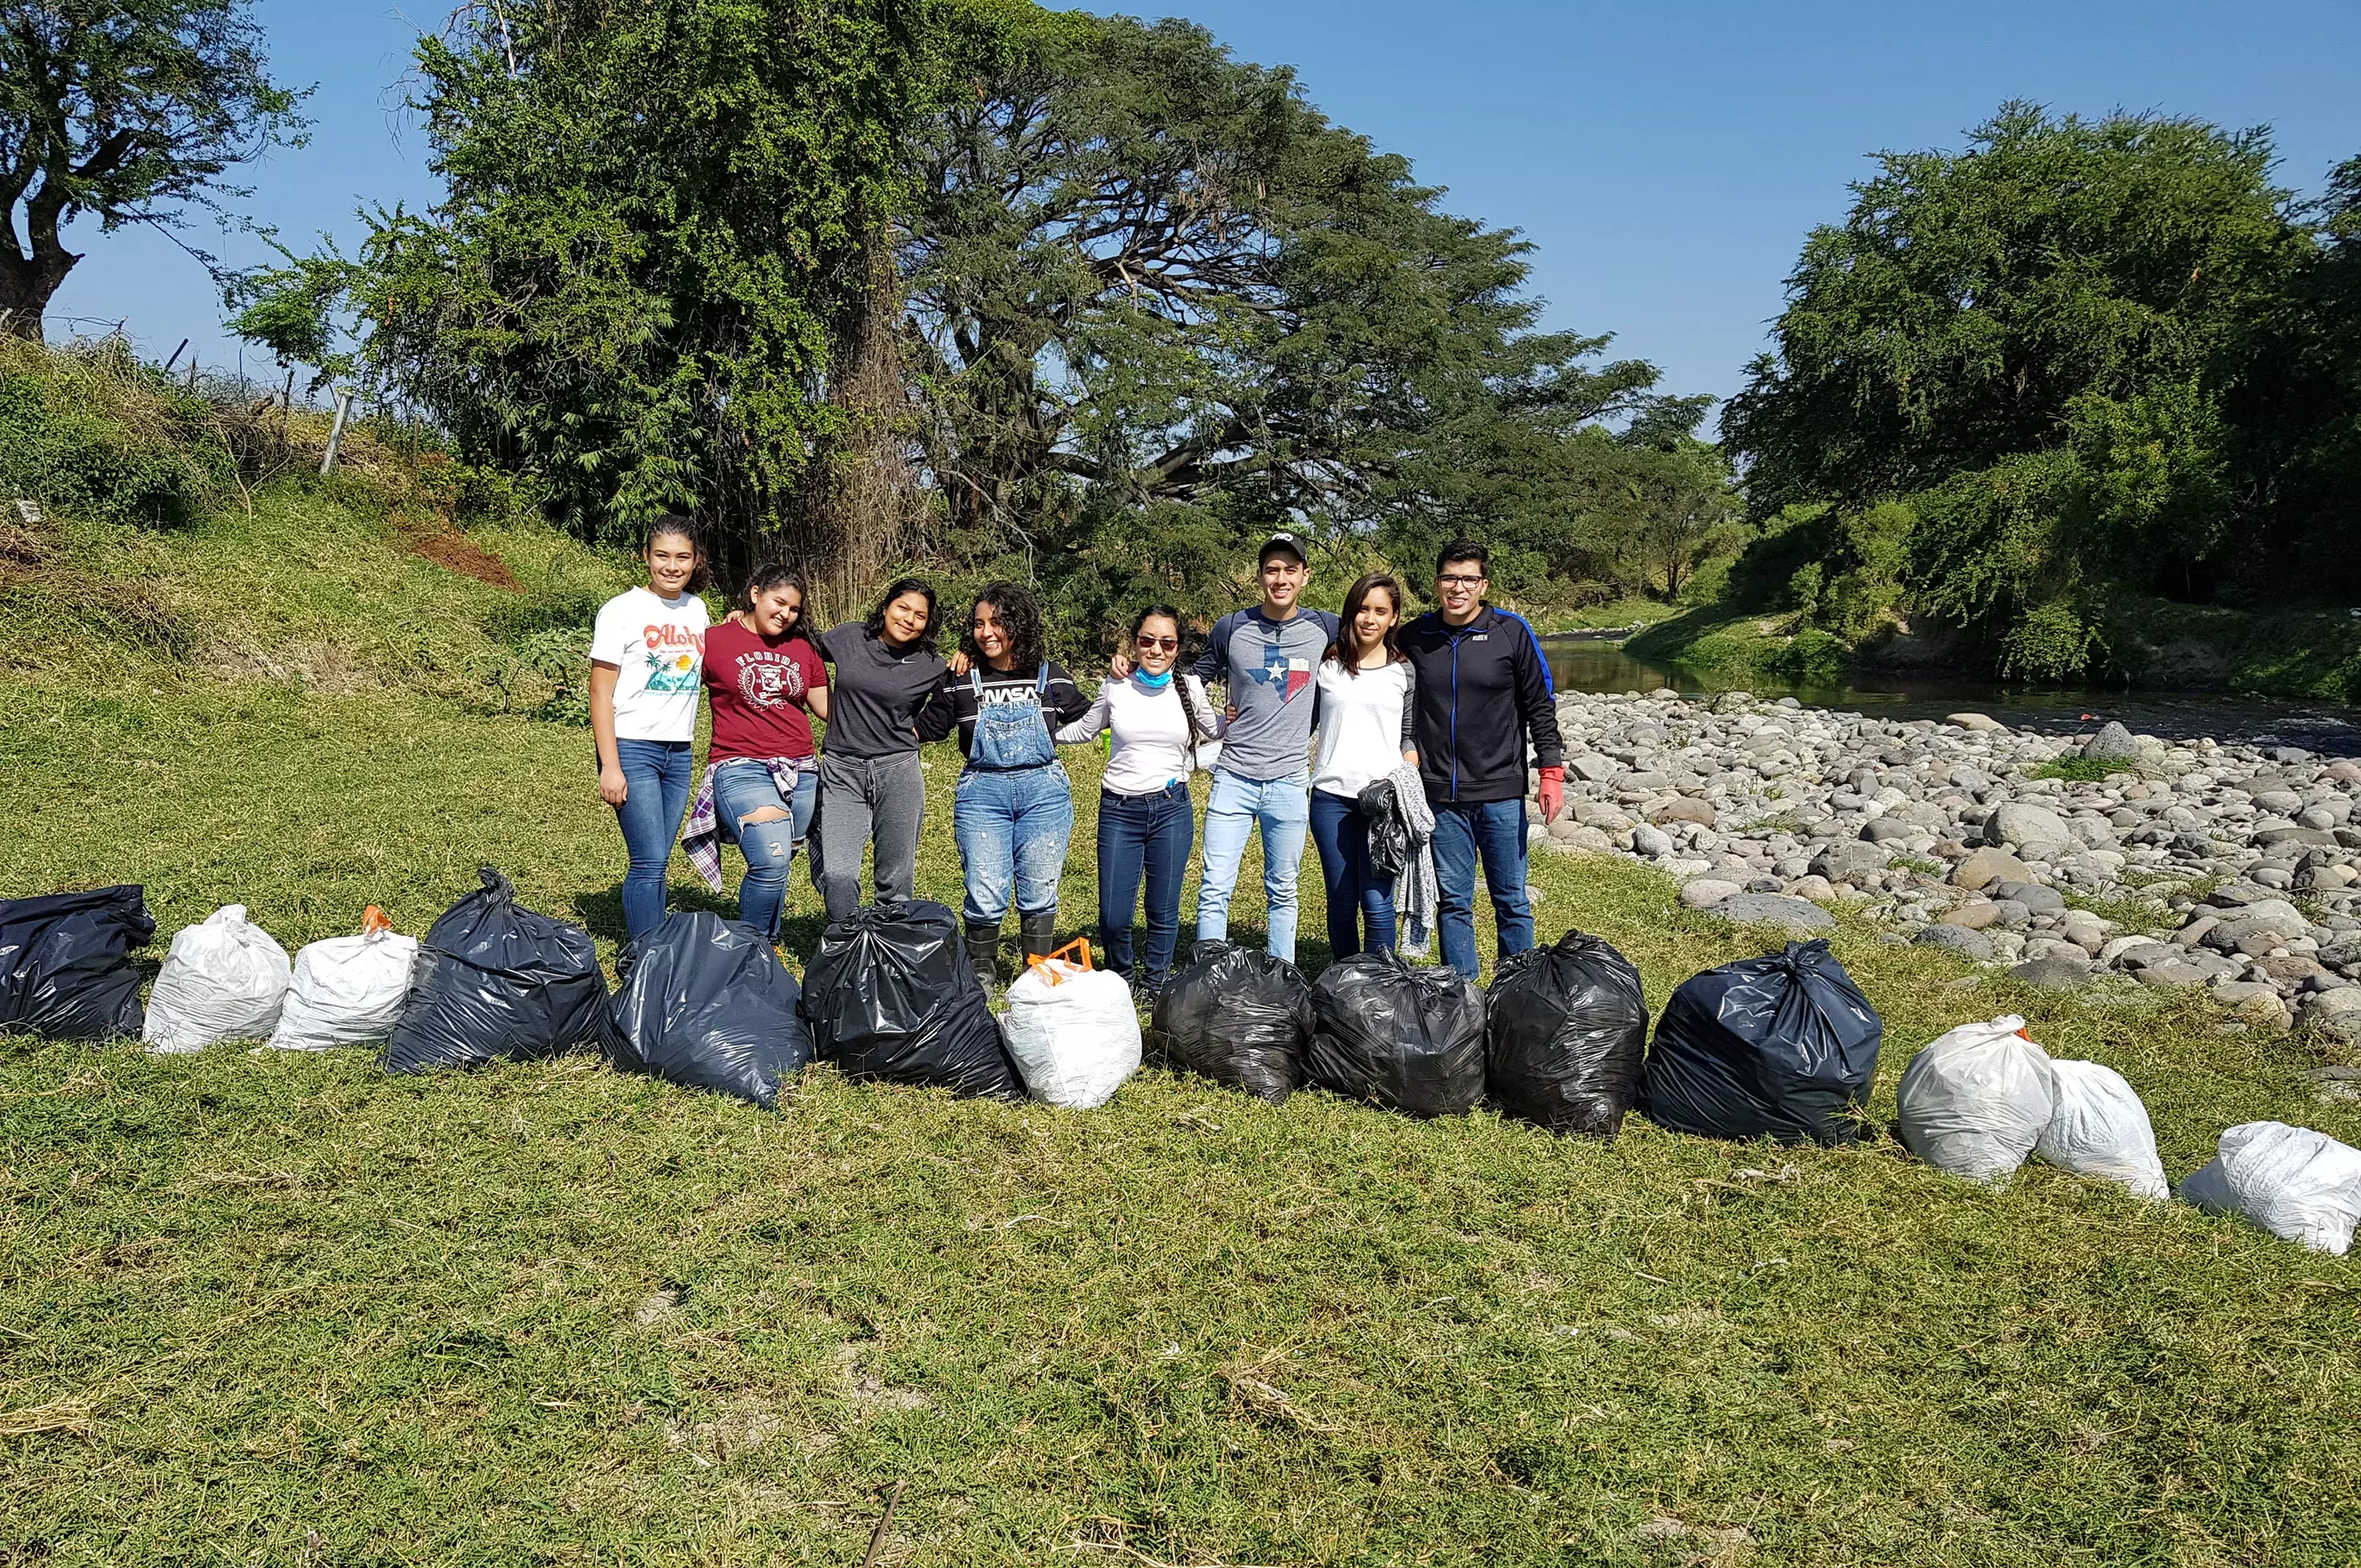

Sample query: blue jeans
[613,738,694,941]
[1309,788,1397,961]
[711,761,818,939]
[952,762,1073,927]
[1097,783,1194,979]
[1196,767,1312,962]
[1431,796,1535,979]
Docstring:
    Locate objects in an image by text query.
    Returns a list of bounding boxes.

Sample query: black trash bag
[1485,930,1650,1137]
[384,867,608,1074]
[606,912,812,1109]
[797,901,1023,1101]
[1639,939,1882,1145]
[1306,952,1487,1118]
[1357,776,1411,880]
[1147,941,1311,1103]
[0,886,155,1041]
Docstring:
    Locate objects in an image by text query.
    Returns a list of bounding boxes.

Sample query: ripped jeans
[952,762,1073,928]
[710,758,819,939]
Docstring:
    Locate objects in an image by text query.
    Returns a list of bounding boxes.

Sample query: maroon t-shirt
[702,622,827,763]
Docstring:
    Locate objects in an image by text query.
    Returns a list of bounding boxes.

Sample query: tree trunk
[0,206,84,342]
[788,210,917,619]
[0,247,74,341]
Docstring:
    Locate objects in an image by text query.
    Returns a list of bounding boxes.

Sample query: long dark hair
[961,581,1046,674]
[1132,605,1208,762]
[864,577,940,655]
[742,561,816,648]
[1327,572,1406,675]
[645,513,712,594]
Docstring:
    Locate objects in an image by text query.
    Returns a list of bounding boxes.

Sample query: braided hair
[1132,606,1206,764]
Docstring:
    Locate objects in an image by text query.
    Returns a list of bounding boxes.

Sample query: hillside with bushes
[0,335,635,717]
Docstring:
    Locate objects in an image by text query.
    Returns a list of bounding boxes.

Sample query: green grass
[1624,588,2361,703]
[1511,596,1684,637]
[2,477,635,713]
[2105,594,2361,704]
[2,486,2359,1564]
[2060,887,2180,936]
[2031,757,2133,785]
[1622,607,1833,689]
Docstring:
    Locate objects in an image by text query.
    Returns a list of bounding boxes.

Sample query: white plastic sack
[2037,1058,2169,1200]
[1896,1014,2057,1185]
[143,904,291,1053]
[268,928,419,1051]
[2178,1121,2361,1255]
[999,959,1142,1109]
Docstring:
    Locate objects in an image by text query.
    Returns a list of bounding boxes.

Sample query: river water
[1542,634,2361,756]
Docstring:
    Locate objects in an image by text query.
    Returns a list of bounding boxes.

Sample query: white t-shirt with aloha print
[590,587,710,742]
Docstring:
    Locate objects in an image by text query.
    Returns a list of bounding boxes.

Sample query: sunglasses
[1135,634,1179,652]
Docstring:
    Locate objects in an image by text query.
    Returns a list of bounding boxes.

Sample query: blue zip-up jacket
[1400,606,1564,804]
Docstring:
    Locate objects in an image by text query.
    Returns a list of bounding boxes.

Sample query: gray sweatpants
[815,751,926,922]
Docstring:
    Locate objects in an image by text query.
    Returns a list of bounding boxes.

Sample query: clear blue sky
[44,0,2361,411]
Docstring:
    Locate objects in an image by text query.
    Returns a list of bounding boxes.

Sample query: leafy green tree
[1579,398,1738,598]
[902,12,1670,641]
[2242,154,2361,587]
[0,0,307,338]
[1619,439,1739,598]
[2304,158,2361,521]
[1722,104,2317,675]
[353,0,944,584]
[224,241,355,394]
[1726,103,2303,515]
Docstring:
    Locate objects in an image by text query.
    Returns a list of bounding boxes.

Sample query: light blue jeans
[1195,766,1311,962]
[711,760,819,939]
[952,762,1073,927]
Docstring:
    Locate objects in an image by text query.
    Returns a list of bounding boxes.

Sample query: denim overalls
[952,665,1075,928]
[966,665,1059,769]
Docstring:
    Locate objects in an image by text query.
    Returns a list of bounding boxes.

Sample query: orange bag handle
[1026,937,1093,983]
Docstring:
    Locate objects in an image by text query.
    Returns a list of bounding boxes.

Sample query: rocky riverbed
[1530,688,2361,1039]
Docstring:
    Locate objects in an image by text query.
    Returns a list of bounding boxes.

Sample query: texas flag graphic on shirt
[1254,640,1313,701]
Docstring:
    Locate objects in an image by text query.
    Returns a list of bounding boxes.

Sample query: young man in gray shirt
[1188,533,1338,962]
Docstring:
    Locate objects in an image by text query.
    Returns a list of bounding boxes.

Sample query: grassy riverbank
[1628,592,2361,703]
[1506,595,1685,638]
[1,483,2358,1564]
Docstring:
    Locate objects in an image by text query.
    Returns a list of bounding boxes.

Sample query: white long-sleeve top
[1310,658,1417,799]
[1056,673,1225,796]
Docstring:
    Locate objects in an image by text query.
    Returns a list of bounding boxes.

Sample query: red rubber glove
[1537,765,1565,824]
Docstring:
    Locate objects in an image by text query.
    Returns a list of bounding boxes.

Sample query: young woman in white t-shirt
[589,515,712,942]
[1054,606,1224,999]
[1308,572,1419,959]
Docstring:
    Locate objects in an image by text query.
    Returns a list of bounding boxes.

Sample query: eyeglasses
[1135,635,1179,652]
[1438,574,1486,587]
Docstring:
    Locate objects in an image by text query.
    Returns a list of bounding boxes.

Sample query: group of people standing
[587,520,1565,996]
